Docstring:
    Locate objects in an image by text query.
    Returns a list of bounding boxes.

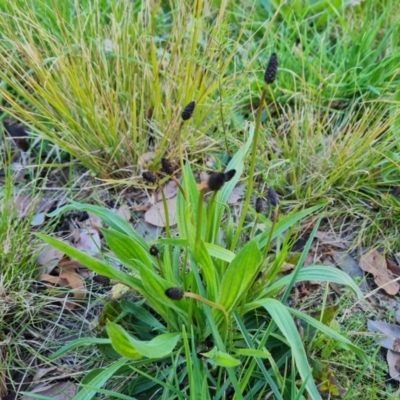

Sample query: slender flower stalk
[231,52,278,249]
[165,287,229,323]
[231,88,268,249]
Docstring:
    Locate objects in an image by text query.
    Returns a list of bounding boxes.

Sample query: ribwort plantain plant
[37,150,366,399]
[36,54,367,399]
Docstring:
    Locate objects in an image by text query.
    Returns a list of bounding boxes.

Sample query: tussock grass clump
[0,1,265,179]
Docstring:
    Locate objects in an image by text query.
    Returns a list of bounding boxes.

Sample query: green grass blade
[251,299,322,400]
[48,338,111,360]
[72,358,128,400]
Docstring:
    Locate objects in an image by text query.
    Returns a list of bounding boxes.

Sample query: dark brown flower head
[149,245,159,256]
[181,101,196,121]
[255,197,264,214]
[93,275,110,286]
[142,171,157,183]
[264,53,278,84]
[4,122,30,152]
[161,158,174,175]
[207,172,227,191]
[165,287,184,300]
[268,187,280,207]
[224,169,236,182]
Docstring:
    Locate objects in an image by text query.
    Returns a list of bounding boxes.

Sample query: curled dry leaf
[387,350,400,382]
[144,196,177,227]
[359,249,399,295]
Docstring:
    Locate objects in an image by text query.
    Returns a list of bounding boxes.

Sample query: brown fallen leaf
[80,212,103,229]
[36,246,65,272]
[31,367,59,383]
[387,256,400,277]
[21,381,78,400]
[387,350,400,381]
[367,319,400,351]
[116,204,132,221]
[155,180,179,202]
[359,249,399,295]
[14,195,55,218]
[60,270,86,309]
[73,228,101,254]
[329,250,369,291]
[315,231,348,250]
[39,274,69,288]
[39,270,86,310]
[144,197,177,227]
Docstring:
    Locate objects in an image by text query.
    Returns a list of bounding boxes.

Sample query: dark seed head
[4,122,30,152]
[165,287,184,300]
[255,197,264,213]
[161,158,174,175]
[149,245,159,256]
[268,187,280,207]
[93,275,110,286]
[224,169,236,182]
[181,101,196,121]
[264,53,278,84]
[142,171,157,183]
[207,172,227,191]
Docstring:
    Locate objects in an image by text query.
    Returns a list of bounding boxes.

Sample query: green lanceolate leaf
[234,348,271,359]
[101,228,154,271]
[36,234,145,292]
[255,265,363,300]
[218,240,262,312]
[176,163,199,243]
[47,201,148,248]
[201,347,240,367]
[205,243,235,263]
[106,321,181,359]
[249,298,322,400]
[194,240,218,301]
